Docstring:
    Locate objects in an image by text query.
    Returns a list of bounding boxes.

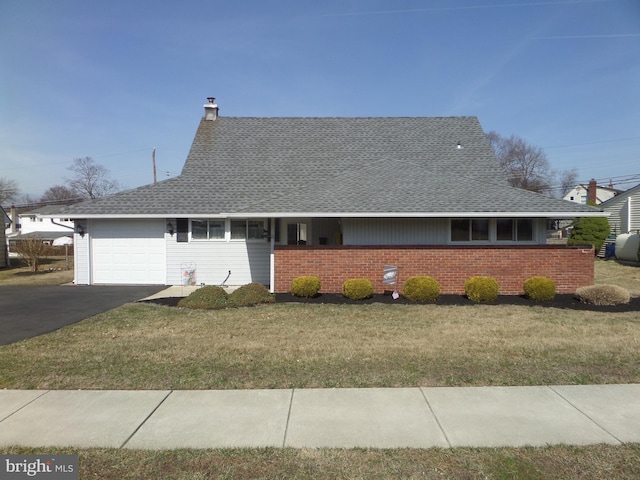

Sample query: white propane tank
[615,233,640,261]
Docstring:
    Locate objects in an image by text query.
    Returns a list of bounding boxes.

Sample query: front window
[451,218,534,242]
[191,219,225,240]
[231,219,266,241]
[451,219,489,242]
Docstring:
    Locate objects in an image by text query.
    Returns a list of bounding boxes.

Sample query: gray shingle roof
[58,116,600,217]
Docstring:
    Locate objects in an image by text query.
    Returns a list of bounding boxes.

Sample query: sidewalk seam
[281,389,295,448]
[419,387,451,448]
[547,386,623,445]
[0,390,50,423]
[119,390,173,449]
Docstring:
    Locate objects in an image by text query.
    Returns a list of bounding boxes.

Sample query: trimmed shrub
[567,212,610,253]
[403,276,440,302]
[177,285,228,310]
[464,276,499,302]
[523,276,556,301]
[575,284,631,306]
[342,278,374,300]
[291,276,321,298]
[228,282,275,307]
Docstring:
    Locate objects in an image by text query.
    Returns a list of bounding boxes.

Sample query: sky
[1,0,639,202]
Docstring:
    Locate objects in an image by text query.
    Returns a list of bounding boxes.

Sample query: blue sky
[1,0,639,200]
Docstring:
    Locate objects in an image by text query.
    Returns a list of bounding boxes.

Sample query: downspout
[270,217,275,293]
[50,218,74,231]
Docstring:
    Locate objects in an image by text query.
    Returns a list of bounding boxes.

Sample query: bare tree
[0,177,19,205]
[13,237,51,272]
[40,185,80,203]
[558,167,578,198]
[66,157,120,199]
[486,132,552,193]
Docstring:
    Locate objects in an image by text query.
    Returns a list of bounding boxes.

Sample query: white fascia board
[39,211,608,220]
[37,213,227,219]
[222,211,609,219]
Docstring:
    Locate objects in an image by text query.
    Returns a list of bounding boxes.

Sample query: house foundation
[274,245,595,295]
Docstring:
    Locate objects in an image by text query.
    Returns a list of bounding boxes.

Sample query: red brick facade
[274,245,595,295]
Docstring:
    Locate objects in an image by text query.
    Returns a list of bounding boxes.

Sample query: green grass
[1,301,638,390]
[3,445,640,479]
[1,259,639,479]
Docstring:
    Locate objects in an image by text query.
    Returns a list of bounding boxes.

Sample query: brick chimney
[587,179,597,205]
[204,97,219,121]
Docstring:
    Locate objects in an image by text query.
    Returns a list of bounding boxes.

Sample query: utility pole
[152,147,157,185]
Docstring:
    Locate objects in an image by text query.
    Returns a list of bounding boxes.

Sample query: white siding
[631,196,640,232]
[603,187,640,234]
[74,222,90,285]
[166,238,270,286]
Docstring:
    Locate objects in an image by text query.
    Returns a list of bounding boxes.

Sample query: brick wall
[274,245,595,295]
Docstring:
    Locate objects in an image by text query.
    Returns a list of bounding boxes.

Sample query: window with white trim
[231,219,266,241]
[191,219,225,240]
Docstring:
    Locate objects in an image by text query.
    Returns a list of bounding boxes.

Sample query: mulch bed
[142,293,640,312]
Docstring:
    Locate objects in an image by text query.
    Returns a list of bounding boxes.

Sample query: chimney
[204,97,219,121]
[587,179,597,205]
[10,205,17,233]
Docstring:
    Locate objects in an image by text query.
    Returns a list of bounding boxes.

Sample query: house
[6,204,75,254]
[563,179,621,205]
[600,182,640,236]
[44,98,605,294]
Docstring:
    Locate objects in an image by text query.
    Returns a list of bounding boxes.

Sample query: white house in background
[600,183,640,235]
[563,180,621,205]
[6,205,75,249]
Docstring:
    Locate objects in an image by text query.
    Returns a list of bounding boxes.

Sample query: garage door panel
[91,220,166,284]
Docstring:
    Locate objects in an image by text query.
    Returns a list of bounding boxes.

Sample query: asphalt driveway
[0,285,166,345]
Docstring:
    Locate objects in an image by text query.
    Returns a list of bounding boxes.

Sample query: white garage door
[91,219,166,284]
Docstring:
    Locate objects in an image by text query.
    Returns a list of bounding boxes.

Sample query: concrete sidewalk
[1,385,639,450]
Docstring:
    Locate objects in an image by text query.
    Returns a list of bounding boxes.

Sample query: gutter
[38,211,609,220]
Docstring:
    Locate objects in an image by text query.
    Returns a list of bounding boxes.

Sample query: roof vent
[204,97,219,121]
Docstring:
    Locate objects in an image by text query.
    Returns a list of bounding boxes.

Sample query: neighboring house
[0,206,9,268]
[563,179,621,205]
[6,205,75,252]
[44,99,604,294]
[600,183,640,236]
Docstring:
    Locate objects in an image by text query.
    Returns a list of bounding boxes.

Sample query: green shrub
[342,278,374,300]
[523,276,556,301]
[291,276,321,298]
[177,285,228,310]
[575,284,631,306]
[402,276,440,302]
[464,276,499,302]
[228,282,275,307]
[567,211,610,253]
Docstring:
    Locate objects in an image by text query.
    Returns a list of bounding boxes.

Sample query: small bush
[343,278,374,300]
[291,276,321,298]
[177,285,228,309]
[403,276,440,302]
[465,276,499,302]
[228,282,275,307]
[575,284,631,306]
[523,276,556,301]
